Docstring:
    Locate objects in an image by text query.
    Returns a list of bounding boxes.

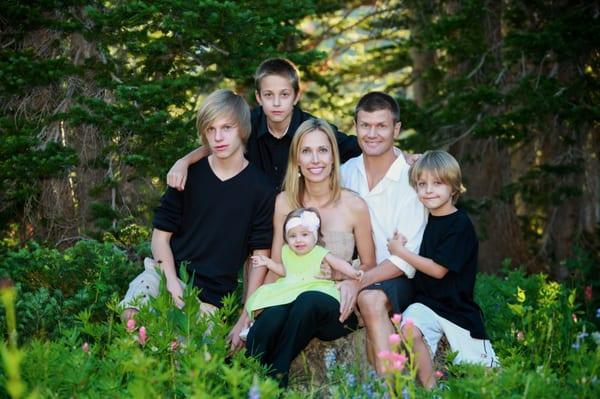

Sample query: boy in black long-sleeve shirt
[120,89,274,350]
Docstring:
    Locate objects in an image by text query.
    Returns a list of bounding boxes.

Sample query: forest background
[0,1,598,397]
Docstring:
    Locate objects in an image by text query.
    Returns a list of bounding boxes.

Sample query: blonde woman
[245,118,376,387]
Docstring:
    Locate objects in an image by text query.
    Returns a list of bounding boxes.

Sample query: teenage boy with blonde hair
[387,150,498,389]
[120,89,274,350]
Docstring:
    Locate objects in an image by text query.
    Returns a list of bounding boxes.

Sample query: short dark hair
[254,58,300,94]
[354,91,400,122]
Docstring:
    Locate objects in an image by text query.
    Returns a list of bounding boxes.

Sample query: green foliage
[0,240,139,341]
[0,241,597,397]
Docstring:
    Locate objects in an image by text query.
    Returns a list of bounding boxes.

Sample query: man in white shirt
[340,91,428,374]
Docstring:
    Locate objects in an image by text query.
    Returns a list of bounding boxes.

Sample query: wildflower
[584,286,593,302]
[170,340,178,351]
[82,342,90,353]
[324,348,337,370]
[248,382,260,399]
[404,318,414,329]
[401,387,410,399]
[592,332,600,345]
[516,331,525,341]
[391,313,402,324]
[435,370,444,378]
[138,326,148,346]
[572,313,578,323]
[126,318,136,333]
[345,372,356,387]
[377,350,391,360]
[388,333,401,345]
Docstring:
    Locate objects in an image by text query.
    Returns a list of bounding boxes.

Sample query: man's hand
[404,152,421,166]
[227,315,249,352]
[337,279,360,323]
[166,159,189,191]
[387,231,408,256]
[166,279,185,309]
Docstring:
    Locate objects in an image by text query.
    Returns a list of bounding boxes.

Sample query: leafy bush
[0,240,140,341]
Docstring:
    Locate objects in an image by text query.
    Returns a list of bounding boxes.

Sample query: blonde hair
[196,89,251,145]
[282,207,324,246]
[409,150,466,203]
[282,119,342,209]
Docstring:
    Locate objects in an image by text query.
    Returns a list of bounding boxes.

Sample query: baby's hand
[251,255,268,268]
[387,231,408,255]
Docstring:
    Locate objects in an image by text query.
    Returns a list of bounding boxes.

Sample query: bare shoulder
[340,189,369,213]
[275,191,293,214]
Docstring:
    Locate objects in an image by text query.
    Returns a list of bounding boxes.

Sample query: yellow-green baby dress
[245,244,340,319]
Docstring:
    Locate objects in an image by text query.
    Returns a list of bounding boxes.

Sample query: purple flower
[248,383,260,399]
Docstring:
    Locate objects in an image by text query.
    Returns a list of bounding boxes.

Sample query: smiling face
[285,224,317,255]
[203,115,244,160]
[355,108,400,158]
[415,171,456,216]
[297,129,334,184]
[255,74,300,129]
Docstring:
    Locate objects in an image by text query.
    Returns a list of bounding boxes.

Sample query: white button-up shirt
[341,150,428,278]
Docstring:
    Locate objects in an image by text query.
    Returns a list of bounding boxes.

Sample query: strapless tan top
[321,230,355,263]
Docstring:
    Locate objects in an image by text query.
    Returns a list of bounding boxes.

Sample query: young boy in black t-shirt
[387,150,498,390]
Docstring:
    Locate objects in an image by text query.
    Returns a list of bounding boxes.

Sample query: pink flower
[516,331,525,341]
[377,350,392,360]
[82,342,90,353]
[584,286,593,303]
[388,333,401,345]
[391,313,402,324]
[404,318,414,328]
[435,370,444,378]
[170,340,178,351]
[126,318,136,333]
[572,313,578,323]
[392,360,406,370]
[138,326,148,346]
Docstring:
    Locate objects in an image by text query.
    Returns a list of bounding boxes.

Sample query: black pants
[245,291,358,387]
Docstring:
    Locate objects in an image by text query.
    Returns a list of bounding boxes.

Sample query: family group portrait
[0,1,598,398]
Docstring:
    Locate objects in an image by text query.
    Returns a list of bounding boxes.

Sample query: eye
[263,92,272,98]
[319,147,329,153]
[360,123,369,129]
[417,181,426,188]
[281,92,290,98]
[206,127,216,134]
[301,148,311,154]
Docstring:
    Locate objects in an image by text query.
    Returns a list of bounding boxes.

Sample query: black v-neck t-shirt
[413,209,488,339]
[153,158,275,306]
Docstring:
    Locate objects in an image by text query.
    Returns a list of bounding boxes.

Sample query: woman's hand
[227,314,250,353]
[166,159,189,191]
[337,279,360,322]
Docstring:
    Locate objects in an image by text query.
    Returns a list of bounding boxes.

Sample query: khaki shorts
[402,302,499,367]
[119,257,218,315]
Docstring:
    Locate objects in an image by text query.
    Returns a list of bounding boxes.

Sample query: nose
[273,95,280,107]
[310,151,319,163]
[366,125,377,137]
[214,129,224,141]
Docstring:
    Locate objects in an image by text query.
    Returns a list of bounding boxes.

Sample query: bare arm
[324,253,362,280]
[228,248,270,351]
[388,234,448,279]
[263,193,290,284]
[251,254,285,276]
[166,146,211,191]
[151,228,184,308]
